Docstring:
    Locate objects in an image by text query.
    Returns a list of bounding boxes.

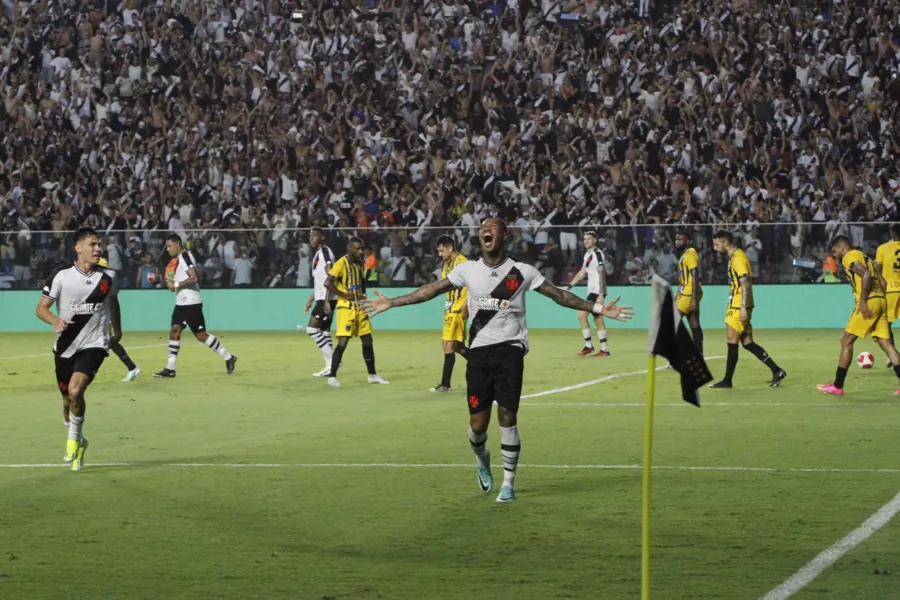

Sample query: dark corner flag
[640,274,713,600]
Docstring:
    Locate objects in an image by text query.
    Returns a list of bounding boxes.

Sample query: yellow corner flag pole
[642,354,657,600]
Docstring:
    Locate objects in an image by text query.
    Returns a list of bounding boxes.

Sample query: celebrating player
[97,257,141,381]
[432,234,469,392]
[36,228,122,471]
[817,236,900,395]
[563,230,610,356]
[324,236,389,387]
[304,227,337,377]
[153,234,237,378]
[674,230,703,354]
[874,224,900,367]
[709,230,786,389]
[362,218,633,503]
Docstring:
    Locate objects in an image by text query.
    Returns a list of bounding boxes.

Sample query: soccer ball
[857,352,875,369]
[147,272,158,285]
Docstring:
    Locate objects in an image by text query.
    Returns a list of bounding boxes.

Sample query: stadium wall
[0,285,850,333]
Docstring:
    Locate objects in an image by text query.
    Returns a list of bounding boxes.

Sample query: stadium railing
[0,222,892,290]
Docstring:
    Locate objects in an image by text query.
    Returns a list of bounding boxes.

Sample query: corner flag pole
[642,353,656,600]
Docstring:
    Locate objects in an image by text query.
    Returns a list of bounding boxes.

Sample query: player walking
[154,234,236,378]
[874,224,900,367]
[563,230,610,356]
[818,236,900,395]
[36,228,122,471]
[432,234,469,392]
[304,227,337,377]
[674,231,704,354]
[97,257,141,381]
[708,230,786,389]
[363,218,633,503]
[324,236,389,387]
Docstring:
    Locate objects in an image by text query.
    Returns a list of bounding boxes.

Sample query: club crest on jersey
[505,274,519,291]
[100,280,110,294]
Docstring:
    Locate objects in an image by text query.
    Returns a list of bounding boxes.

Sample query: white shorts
[560,232,577,251]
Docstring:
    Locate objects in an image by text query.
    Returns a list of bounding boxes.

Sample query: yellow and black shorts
[676,291,701,315]
[725,307,753,336]
[885,292,900,323]
[442,312,466,343]
[846,297,890,340]
[335,305,373,338]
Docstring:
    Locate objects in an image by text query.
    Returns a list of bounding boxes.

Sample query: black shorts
[465,344,525,415]
[311,300,337,329]
[54,348,107,397]
[172,303,207,334]
[586,292,601,303]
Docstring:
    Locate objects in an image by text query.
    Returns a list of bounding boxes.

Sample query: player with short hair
[709,230,786,389]
[874,224,900,367]
[36,228,122,471]
[674,230,703,354]
[154,234,236,378]
[324,236,389,387]
[563,230,610,356]
[363,218,633,502]
[97,257,141,381]
[818,236,900,395]
[304,227,337,377]
[432,234,469,392]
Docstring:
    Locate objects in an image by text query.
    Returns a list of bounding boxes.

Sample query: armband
[591,303,604,316]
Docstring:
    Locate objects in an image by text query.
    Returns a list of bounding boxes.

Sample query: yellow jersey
[441,253,468,313]
[97,258,109,268]
[875,241,900,293]
[727,249,753,309]
[677,247,700,297]
[842,249,885,304]
[329,255,366,309]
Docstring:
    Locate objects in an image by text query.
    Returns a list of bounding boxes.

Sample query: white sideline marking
[1,344,167,360]
[761,492,900,600]
[520,356,725,399]
[523,402,900,408]
[1,462,898,474]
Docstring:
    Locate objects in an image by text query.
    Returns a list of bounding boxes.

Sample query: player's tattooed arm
[324,275,353,302]
[851,262,874,316]
[536,281,634,322]
[362,279,455,316]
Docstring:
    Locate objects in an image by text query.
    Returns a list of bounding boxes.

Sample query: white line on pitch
[1,462,898,473]
[520,356,725,399]
[761,491,900,600]
[522,402,900,408]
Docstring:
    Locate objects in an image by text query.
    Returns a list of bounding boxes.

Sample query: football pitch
[2,328,899,600]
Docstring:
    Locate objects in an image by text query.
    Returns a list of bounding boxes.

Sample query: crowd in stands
[2,0,899,290]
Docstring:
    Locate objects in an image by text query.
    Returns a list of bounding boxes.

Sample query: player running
[36,227,122,471]
[817,236,900,395]
[363,218,633,503]
[432,234,469,392]
[708,230,786,389]
[97,257,141,381]
[153,234,236,378]
[563,231,610,356]
[324,236,389,387]
[674,230,704,354]
[874,224,900,367]
[304,227,337,377]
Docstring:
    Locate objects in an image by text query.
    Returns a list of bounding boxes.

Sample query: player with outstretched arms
[874,223,900,367]
[708,230,786,389]
[304,227,337,377]
[324,236,389,387]
[432,234,469,392]
[563,230,610,356]
[363,218,633,503]
[817,236,900,395]
[36,227,122,471]
[674,230,704,354]
[154,234,237,378]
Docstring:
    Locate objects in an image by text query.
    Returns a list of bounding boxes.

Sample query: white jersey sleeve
[447,260,471,289]
[521,262,545,291]
[42,268,65,300]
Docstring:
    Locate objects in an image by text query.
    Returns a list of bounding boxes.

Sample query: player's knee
[497,407,517,428]
[469,412,489,434]
[194,331,208,342]
[67,381,85,399]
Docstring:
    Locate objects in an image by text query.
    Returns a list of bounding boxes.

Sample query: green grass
[1,328,899,600]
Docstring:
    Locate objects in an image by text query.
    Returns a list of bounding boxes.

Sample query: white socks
[205,334,232,360]
[468,426,489,466]
[307,326,333,368]
[167,340,180,370]
[499,425,521,489]
[68,413,84,442]
[582,328,593,348]
[598,329,609,352]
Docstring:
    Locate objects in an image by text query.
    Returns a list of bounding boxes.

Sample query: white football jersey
[42,263,119,358]
[312,245,336,301]
[582,248,605,295]
[447,257,545,353]
[173,250,203,306]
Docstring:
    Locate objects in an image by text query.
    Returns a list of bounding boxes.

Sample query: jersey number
[893,249,900,272]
